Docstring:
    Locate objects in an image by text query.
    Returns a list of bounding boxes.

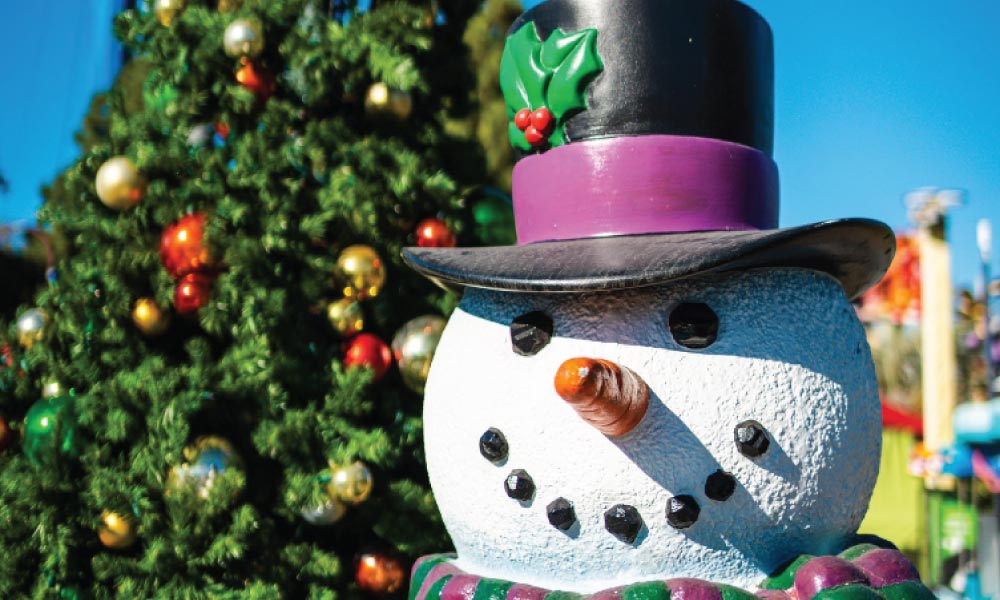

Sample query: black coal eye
[510,311,554,356]
[734,420,770,458]
[604,504,643,543]
[665,495,700,529]
[668,303,719,349]
[704,470,736,501]
[479,428,508,464]
[504,469,535,501]
[546,497,577,531]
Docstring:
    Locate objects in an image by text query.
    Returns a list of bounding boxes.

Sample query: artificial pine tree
[463,0,522,191]
[0,0,509,597]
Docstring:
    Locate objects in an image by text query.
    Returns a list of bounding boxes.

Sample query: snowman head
[422,268,880,591]
[404,0,895,590]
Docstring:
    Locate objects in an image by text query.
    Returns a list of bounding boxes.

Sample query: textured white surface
[423,269,881,592]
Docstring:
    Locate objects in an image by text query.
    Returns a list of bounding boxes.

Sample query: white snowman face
[422,269,881,592]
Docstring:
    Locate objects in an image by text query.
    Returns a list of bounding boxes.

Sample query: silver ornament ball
[391,315,446,393]
[301,498,347,525]
[223,19,264,58]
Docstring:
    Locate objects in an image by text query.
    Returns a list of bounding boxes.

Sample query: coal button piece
[734,420,770,457]
[504,469,535,501]
[704,470,736,501]
[604,504,643,543]
[479,428,509,464]
[666,495,700,529]
[668,303,719,349]
[546,497,577,531]
[510,311,554,356]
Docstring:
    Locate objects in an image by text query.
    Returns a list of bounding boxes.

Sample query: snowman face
[422,269,881,592]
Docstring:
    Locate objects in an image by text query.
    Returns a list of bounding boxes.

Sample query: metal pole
[978,219,993,393]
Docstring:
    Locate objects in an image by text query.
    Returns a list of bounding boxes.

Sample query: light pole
[978,219,993,394]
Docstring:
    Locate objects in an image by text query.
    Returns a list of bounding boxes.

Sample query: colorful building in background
[858,233,927,571]
[858,231,1000,597]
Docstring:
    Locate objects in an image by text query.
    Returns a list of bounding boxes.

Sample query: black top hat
[403,0,894,299]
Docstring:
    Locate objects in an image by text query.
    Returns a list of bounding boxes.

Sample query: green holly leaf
[508,121,531,152]
[542,27,603,125]
[500,22,603,150]
[499,23,550,117]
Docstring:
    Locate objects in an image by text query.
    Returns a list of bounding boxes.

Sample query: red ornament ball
[415,218,456,248]
[531,107,554,134]
[514,108,532,131]
[355,552,406,595]
[236,58,276,101]
[161,212,213,278]
[343,334,392,380]
[0,415,12,452]
[174,272,213,315]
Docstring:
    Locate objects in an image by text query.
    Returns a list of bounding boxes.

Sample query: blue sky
[2,1,999,289]
[0,2,123,226]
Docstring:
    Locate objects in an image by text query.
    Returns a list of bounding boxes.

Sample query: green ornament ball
[470,188,516,246]
[58,586,90,600]
[23,395,79,466]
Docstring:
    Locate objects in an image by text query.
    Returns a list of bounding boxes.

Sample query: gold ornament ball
[98,510,137,550]
[328,461,374,505]
[217,0,243,11]
[16,309,47,349]
[95,156,145,211]
[364,83,413,121]
[327,298,365,337]
[154,0,187,26]
[223,19,264,58]
[301,497,347,525]
[391,315,446,394]
[133,298,170,337]
[336,245,386,300]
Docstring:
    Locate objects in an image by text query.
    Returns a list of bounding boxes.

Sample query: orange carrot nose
[554,358,649,436]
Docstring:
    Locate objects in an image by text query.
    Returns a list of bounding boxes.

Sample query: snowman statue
[403,0,933,598]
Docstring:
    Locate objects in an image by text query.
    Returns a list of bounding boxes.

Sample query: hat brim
[402,219,894,299]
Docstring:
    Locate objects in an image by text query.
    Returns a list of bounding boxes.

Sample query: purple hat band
[511,135,779,244]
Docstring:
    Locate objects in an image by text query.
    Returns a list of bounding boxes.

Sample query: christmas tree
[463,0,522,192]
[0,0,510,597]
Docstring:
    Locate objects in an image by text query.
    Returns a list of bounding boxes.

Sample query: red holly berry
[514,109,532,131]
[174,272,214,315]
[524,126,545,147]
[531,107,554,135]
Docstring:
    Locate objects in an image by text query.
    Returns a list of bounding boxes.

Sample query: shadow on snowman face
[619,386,794,560]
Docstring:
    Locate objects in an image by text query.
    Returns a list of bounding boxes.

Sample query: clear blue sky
[0,1,123,227]
[2,1,999,289]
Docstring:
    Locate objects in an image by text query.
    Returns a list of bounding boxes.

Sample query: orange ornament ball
[355,553,406,595]
[343,334,392,380]
[160,212,213,278]
[235,58,275,101]
[415,218,456,248]
[174,273,213,315]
